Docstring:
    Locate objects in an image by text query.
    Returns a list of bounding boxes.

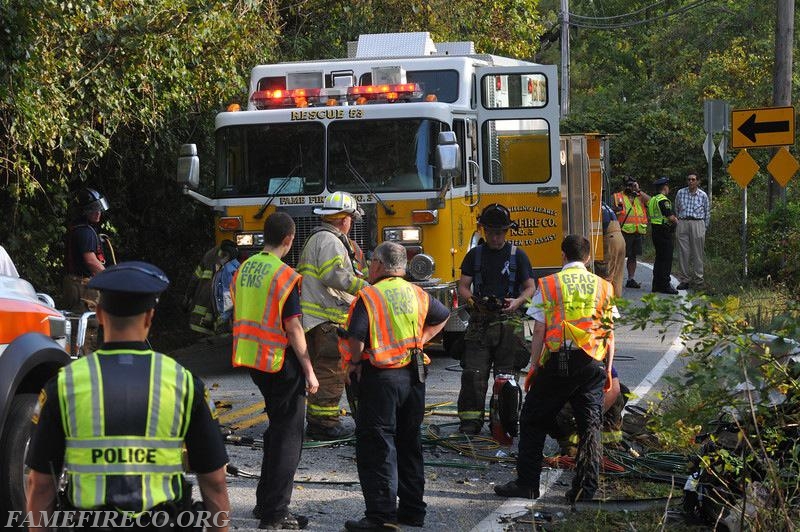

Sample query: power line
[567,0,715,29]
[569,0,671,21]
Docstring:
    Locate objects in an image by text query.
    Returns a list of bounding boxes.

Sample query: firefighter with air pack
[456,204,535,437]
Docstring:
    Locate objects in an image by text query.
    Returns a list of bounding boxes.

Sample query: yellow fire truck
[177,32,608,352]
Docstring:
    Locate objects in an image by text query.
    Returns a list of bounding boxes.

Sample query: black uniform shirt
[460,242,533,298]
[348,284,450,344]
[66,217,103,277]
[27,341,228,476]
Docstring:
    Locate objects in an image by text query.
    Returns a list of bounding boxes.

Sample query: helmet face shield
[84,196,109,214]
[78,187,109,214]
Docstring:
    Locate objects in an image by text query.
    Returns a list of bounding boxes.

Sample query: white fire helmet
[313,191,364,220]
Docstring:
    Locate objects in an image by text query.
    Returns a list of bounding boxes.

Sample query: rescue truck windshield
[215,122,325,197]
[329,118,446,192]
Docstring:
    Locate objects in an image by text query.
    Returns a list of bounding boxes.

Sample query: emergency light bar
[250,83,424,110]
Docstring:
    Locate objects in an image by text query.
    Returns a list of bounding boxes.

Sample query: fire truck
[177,32,608,353]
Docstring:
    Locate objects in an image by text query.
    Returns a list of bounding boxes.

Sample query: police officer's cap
[478,203,518,230]
[88,261,170,316]
[653,176,669,187]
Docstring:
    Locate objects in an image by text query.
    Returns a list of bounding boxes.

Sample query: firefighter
[648,177,679,294]
[63,187,109,314]
[456,204,535,435]
[26,261,231,530]
[183,240,239,335]
[231,212,319,530]
[297,191,368,441]
[340,242,449,531]
[495,235,615,503]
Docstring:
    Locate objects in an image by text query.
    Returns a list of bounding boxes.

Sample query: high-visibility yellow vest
[57,349,193,512]
[339,277,429,369]
[647,194,670,225]
[613,192,648,234]
[539,267,613,361]
[232,252,301,372]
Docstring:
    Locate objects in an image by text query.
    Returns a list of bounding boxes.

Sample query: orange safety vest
[538,266,613,361]
[231,252,301,372]
[339,277,429,369]
[612,192,648,234]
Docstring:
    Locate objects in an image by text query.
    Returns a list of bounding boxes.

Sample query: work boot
[652,286,679,295]
[458,420,482,435]
[259,512,309,530]
[252,505,263,519]
[676,282,690,290]
[494,479,539,499]
[306,423,354,441]
[625,278,641,289]
[344,517,401,531]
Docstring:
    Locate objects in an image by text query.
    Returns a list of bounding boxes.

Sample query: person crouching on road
[231,212,319,530]
[456,203,535,435]
[495,235,615,503]
[26,262,230,531]
[297,191,368,441]
[341,242,449,531]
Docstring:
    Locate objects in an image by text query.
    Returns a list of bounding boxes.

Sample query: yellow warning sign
[731,106,795,149]
[727,150,759,188]
[766,147,799,188]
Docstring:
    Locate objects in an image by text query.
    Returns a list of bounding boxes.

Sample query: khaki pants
[62,275,100,354]
[603,221,626,298]
[676,219,706,287]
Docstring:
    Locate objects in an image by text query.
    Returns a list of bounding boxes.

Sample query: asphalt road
[169,264,688,531]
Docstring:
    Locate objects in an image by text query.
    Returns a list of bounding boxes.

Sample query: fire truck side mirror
[436,131,462,181]
[176,143,200,189]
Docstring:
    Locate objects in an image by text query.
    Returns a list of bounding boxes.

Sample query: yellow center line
[218,401,266,423]
[230,413,268,431]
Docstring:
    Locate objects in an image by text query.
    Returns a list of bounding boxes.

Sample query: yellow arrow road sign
[731,106,795,148]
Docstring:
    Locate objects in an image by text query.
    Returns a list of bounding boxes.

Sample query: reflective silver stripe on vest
[169,362,184,436]
[148,354,163,437]
[68,464,184,474]
[66,438,183,449]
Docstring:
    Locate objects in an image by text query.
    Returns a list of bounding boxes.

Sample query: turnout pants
[516,351,606,498]
[355,363,426,525]
[306,323,347,430]
[458,317,527,426]
[651,225,674,291]
[249,352,307,523]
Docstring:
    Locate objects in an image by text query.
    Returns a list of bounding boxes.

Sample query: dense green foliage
[0,0,798,316]
[621,295,800,529]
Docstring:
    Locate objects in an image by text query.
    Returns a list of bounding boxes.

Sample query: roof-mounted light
[347,83,423,104]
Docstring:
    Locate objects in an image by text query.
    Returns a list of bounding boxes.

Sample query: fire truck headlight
[408,253,434,281]
[383,226,421,244]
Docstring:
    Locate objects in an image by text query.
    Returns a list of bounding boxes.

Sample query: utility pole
[769,0,794,210]
[560,0,570,118]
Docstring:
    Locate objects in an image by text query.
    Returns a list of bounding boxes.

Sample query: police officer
[495,235,615,503]
[341,242,449,531]
[456,204,535,434]
[63,187,110,313]
[26,262,230,530]
[297,191,367,441]
[231,211,319,530]
[648,177,679,294]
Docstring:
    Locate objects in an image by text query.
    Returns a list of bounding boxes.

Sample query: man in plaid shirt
[674,173,710,290]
